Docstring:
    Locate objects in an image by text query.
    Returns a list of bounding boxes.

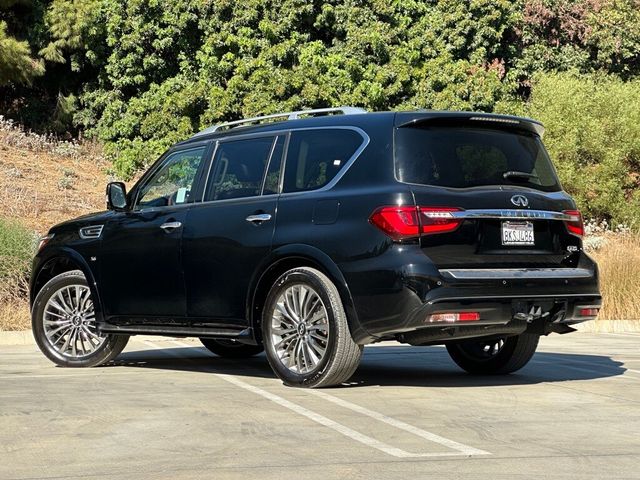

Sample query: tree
[0,7,44,86]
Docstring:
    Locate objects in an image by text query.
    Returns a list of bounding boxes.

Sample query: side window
[205,136,277,201]
[136,146,206,209]
[283,129,363,193]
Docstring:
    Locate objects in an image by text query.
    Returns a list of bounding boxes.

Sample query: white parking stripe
[166,340,489,458]
[216,372,466,458]
[307,389,489,456]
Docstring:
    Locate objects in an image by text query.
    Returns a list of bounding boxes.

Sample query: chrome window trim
[133,126,369,212]
[199,126,370,204]
[280,126,370,194]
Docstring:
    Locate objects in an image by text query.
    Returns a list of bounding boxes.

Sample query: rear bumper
[342,245,601,343]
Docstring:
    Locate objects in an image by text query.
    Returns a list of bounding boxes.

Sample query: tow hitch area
[512,300,566,324]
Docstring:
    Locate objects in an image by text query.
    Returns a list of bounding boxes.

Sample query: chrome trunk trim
[448,209,577,221]
[440,268,593,280]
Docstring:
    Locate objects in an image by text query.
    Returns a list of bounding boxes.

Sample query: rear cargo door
[394,120,582,269]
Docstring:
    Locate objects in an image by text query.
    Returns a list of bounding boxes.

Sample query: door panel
[182,135,284,325]
[183,196,277,323]
[100,207,189,318]
[98,144,210,320]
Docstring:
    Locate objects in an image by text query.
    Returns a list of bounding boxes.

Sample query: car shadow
[103,343,627,388]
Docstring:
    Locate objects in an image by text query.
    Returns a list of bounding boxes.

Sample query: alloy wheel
[270,284,329,374]
[42,285,106,358]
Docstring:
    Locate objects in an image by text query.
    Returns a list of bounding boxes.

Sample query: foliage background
[1,0,640,224]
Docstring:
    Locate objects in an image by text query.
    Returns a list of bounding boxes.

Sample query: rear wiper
[503,170,539,180]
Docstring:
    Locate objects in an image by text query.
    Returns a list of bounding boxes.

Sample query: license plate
[501,221,535,246]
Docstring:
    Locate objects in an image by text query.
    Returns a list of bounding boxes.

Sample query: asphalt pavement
[1,332,639,479]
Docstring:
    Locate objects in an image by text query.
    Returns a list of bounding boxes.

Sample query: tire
[446,333,540,375]
[262,267,363,388]
[32,270,129,367]
[200,338,263,358]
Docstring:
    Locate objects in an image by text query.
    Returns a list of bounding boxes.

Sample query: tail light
[563,210,584,237]
[578,308,599,317]
[369,206,462,241]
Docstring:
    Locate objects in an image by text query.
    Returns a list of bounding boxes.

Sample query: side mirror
[106,182,128,211]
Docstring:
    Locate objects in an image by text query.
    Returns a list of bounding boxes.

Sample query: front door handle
[245,213,272,224]
[160,221,182,232]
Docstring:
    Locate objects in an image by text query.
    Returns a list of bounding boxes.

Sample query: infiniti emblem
[511,194,529,207]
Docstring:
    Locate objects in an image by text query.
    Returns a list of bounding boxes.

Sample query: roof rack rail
[194,106,367,137]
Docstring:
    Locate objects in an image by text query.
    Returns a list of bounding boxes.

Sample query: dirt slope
[0,141,109,234]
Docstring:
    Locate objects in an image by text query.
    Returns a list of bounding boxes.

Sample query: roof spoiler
[396,112,545,137]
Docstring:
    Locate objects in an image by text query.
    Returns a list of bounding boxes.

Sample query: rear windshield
[394,126,561,192]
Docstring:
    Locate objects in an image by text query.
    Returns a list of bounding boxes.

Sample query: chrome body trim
[79,225,104,240]
[245,213,272,223]
[440,268,593,280]
[448,209,577,221]
[159,221,182,232]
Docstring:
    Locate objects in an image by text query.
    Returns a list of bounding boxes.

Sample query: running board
[99,324,257,344]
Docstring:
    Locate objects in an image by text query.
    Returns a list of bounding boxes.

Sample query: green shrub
[0,218,35,301]
[511,72,640,225]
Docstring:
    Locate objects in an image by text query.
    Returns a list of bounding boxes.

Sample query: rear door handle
[245,213,272,224]
[160,221,182,232]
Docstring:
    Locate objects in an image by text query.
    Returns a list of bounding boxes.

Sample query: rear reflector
[563,210,584,237]
[369,206,462,240]
[579,308,599,317]
[428,312,480,323]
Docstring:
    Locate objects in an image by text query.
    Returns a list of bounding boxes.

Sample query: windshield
[394,126,561,192]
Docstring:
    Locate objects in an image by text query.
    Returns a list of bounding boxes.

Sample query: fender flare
[30,247,104,321]
[247,244,373,344]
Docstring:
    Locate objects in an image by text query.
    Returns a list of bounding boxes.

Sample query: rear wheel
[446,333,539,375]
[199,338,263,358]
[262,267,363,388]
[32,270,129,367]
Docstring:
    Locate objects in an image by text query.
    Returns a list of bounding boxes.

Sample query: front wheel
[446,333,540,375]
[32,270,129,367]
[262,267,363,388]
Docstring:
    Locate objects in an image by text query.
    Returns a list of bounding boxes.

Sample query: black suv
[30,108,601,387]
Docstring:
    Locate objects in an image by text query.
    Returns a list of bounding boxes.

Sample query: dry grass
[0,300,30,331]
[590,233,640,320]
[0,115,111,235]
[1,119,110,331]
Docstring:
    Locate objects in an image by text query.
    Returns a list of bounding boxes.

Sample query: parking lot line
[306,389,489,456]
[164,340,490,459]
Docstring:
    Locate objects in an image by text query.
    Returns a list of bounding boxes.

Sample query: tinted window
[283,129,363,193]
[205,136,277,201]
[136,147,206,209]
[263,136,285,195]
[395,127,560,192]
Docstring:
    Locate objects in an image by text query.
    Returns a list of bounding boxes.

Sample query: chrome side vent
[79,225,104,240]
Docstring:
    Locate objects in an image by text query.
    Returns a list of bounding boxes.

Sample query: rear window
[394,126,561,192]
